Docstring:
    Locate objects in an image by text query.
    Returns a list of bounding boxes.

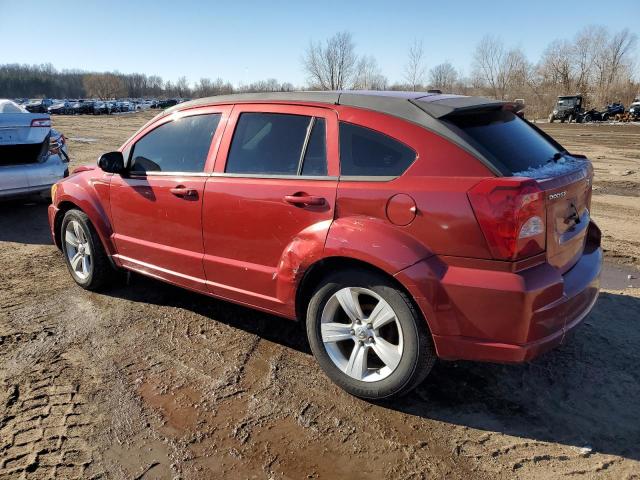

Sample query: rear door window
[339,122,415,177]
[225,113,327,176]
[446,110,563,174]
[130,113,221,173]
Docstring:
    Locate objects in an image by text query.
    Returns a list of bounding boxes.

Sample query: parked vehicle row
[549,95,639,123]
[15,98,190,116]
[49,91,602,400]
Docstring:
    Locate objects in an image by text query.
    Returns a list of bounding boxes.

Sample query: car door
[202,104,339,315]
[109,106,230,292]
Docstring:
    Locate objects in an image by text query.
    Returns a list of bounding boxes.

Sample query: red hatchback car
[49,91,601,399]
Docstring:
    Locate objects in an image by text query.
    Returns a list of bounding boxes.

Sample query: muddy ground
[1,112,639,479]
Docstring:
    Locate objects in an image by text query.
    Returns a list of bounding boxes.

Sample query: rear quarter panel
[328,106,494,272]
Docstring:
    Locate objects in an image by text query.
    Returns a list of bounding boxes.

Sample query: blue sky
[0,0,637,86]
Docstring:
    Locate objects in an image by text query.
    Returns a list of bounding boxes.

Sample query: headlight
[51,183,58,201]
[553,110,558,114]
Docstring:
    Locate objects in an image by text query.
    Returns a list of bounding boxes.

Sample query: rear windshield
[447,110,562,174]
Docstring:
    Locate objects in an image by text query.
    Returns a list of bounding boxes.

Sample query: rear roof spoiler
[410,96,524,119]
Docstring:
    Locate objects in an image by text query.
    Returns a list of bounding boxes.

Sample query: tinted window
[130,114,220,173]
[447,110,562,173]
[339,122,415,176]
[226,113,312,175]
[301,118,327,176]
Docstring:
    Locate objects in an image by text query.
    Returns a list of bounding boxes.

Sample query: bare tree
[147,75,164,97]
[353,55,388,90]
[472,35,527,99]
[571,26,602,95]
[175,76,191,98]
[82,73,126,99]
[594,28,637,100]
[429,62,458,92]
[403,39,426,90]
[539,39,573,93]
[303,31,358,90]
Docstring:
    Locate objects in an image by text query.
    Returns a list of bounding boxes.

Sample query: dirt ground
[1,112,639,479]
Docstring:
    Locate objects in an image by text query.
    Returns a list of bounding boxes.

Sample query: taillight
[31,118,51,127]
[468,177,546,261]
[49,134,65,155]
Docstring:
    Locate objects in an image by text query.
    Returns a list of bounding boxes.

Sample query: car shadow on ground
[107,273,640,462]
[0,201,52,245]
[108,273,311,355]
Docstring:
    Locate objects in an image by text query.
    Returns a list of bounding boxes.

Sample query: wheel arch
[53,198,118,268]
[295,256,433,335]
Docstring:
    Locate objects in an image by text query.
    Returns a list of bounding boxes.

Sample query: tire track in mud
[0,354,100,479]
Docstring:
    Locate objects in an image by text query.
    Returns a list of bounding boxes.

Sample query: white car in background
[0,99,69,201]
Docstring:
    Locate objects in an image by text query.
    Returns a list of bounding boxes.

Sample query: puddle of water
[137,379,201,434]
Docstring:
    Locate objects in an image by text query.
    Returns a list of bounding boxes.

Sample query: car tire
[306,269,436,400]
[584,114,592,123]
[61,209,115,291]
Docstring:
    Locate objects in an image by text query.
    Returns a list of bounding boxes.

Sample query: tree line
[0,25,636,119]
[0,64,293,101]
[302,27,638,119]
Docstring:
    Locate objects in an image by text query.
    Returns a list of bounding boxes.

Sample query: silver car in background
[0,99,69,201]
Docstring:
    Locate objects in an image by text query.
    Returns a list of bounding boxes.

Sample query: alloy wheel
[320,287,404,382]
[64,220,92,280]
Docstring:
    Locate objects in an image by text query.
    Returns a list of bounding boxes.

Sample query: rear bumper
[0,155,67,199]
[397,222,602,363]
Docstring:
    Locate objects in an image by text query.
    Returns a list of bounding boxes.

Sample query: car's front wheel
[306,270,436,399]
[61,209,115,291]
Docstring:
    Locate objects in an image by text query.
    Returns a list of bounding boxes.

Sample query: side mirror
[98,151,125,174]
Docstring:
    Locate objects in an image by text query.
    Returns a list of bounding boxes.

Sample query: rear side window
[339,122,415,177]
[130,114,220,173]
[301,118,327,176]
[446,110,562,173]
[226,113,327,176]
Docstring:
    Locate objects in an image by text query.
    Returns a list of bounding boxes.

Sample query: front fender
[324,216,433,274]
[53,172,116,257]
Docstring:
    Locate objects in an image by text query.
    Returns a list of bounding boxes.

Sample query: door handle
[170,186,198,198]
[284,194,325,206]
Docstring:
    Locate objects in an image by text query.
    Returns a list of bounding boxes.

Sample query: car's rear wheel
[61,209,115,291]
[306,270,436,399]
